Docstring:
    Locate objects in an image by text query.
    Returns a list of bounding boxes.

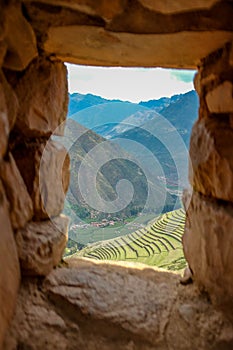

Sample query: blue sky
[66,64,196,103]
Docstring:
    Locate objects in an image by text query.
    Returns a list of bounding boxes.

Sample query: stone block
[0,153,33,229]
[189,118,233,202]
[15,215,69,276]
[0,77,9,158]
[0,70,18,130]
[3,4,37,71]
[44,26,233,69]
[0,180,20,348]
[206,81,233,113]
[13,57,68,137]
[230,42,233,66]
[23,0,126,20]
[12,139,70,220]
[44,258,179,344]
[0,41,7,67]
[139,0,218,14]
[183,189,233,318]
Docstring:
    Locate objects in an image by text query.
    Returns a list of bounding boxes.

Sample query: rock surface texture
[4,259,233,350]
[0,0,233,349]
[183,42,233,319]
[0,153,33,229]
[15,215,69,276]
[0,181,20,348]
[11,57,68,137]
[12,139,70,220]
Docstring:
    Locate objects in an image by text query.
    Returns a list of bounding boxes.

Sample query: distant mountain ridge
[68,90,198,141]
[66,90,198,222]
[139,94,182,112]
[63,119,176,224]
[68,93,122,117]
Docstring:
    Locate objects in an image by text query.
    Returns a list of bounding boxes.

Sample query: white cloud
[66,64,196,103]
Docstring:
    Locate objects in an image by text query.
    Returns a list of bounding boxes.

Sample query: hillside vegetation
[74,208,186,271]
[63,119,176,223]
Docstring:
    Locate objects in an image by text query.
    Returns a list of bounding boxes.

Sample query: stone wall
[0,9,70,344]
[183,42,233,319]
[0,0,233,349]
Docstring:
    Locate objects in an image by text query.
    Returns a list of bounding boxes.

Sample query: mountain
[65,90,198,220]
[159,90,199,145]
[68,99,148,133]
[110,91,199,191]
[68,91,198,143]
[61,119,176,224]
[68,93,120,117]
[139,94,181,112]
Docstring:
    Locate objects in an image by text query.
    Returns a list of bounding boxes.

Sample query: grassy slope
[73,208,186,271]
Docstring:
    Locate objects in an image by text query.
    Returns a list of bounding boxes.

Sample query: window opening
[62,65,197,272]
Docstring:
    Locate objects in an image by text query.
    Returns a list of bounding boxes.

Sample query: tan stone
[0,153,33,230]
[183,189,233,319]
[0,77,9,159]
[12,57,68,137]
[189,118,233,202]
[206,81,233,113]
[230,43,233,66]
[0,180,20,348]
[23,0,126,20]
[0,41,7,67]
[15,215,69,276]
[45,258,179,344]
[139,0,219,14]
[44,27,233,69]
[0,70,18,130]
[3,4,37,71]
[13,140,70,220]
[4,258,233,349]
[193,72,201,95]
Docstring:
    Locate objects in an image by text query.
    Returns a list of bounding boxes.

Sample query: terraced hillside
[75,209,186,271]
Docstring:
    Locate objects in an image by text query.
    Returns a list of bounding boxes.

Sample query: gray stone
[189,118,233,202]
[13,140,70,220]
[15,215,69,276]
[45,258,179,344]
[183,189,233,320]
[0,153,33,229]
[13,57,68,137]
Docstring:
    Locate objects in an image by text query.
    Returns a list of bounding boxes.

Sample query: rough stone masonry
[0,0,233,349]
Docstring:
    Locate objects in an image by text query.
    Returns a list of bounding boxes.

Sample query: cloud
[170,70,195,83]
[66,64,196,102]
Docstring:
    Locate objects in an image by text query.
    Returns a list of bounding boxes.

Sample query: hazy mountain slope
[139,94,181,112]
[68,91,198,142]
[63,119,176,223]
[69,100,147,131]
[159,90,199,145]
[68,93,120,117]
[110,91,198,191]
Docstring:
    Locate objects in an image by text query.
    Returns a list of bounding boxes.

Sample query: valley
[62,90,199,270]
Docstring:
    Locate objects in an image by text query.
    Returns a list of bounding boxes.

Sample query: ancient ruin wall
[183,42,233,319]
[0,0,233,349]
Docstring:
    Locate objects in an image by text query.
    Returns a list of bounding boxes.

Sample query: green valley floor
[71,208,186,271]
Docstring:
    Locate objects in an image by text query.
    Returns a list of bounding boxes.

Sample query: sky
[66,64,196,103]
